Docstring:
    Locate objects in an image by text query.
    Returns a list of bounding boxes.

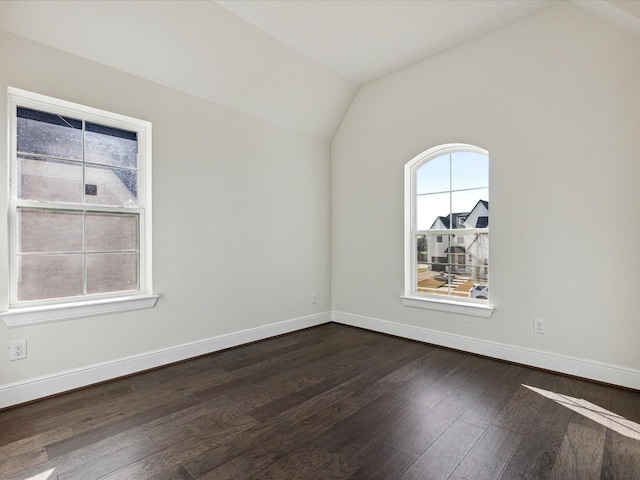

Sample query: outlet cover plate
[10,339,27,360]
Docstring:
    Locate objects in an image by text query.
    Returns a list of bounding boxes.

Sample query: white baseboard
[332,311,640,391]
[0,312,331,409]
[3,310,638,409]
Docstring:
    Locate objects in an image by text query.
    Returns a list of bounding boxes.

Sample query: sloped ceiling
[216,0,561,85]
[0,0,638,141]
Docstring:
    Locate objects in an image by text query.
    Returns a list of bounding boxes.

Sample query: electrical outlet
[533,318,545,334]
[10,339,27,361]
[311,293,317,304]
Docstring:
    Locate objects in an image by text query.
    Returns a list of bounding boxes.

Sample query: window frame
[401,143,493,317]
[2,87,158,327]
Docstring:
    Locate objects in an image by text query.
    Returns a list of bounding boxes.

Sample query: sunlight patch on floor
[24,469,55,480]
[523,384,640,440]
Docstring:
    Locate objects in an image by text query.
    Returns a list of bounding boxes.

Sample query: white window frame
[401,143,493,318]
[2,88,158,327]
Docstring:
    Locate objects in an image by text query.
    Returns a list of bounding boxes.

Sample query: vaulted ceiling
[0,0,639,141]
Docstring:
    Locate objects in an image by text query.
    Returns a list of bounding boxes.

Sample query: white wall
[332,3,640,384]
[3,2,640,407]
[0,30,332,401]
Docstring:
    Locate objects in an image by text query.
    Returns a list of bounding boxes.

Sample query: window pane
[85,123,138,169]
[87,252,138,294]
[17,107,83,160]
[468,281,489,301]
[17,254,84,301]
[417,264,450,296]
[85,164,138,207]
[18,210,83,253]
[18,155,83,203]
[86,213,138,252]
[451,151,489,191]
[416,234,429,264]
[416,154,450,194]
[417,191,449,230]
[459,233,489,268]
[425,233,450,266]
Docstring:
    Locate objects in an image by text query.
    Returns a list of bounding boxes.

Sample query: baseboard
[332,311,640,391]
[0,311,331,409]
[4,309,638,409]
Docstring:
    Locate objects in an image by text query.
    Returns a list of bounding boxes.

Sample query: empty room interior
[1,1,640,479]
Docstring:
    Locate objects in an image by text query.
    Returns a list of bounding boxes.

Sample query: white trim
[332,311,640,391]
[400,295,494,318]
[3,310,638,408]
[6,87,154,316]
[404,143,490,306]
[0,312,331,409]
[1,294,160,327]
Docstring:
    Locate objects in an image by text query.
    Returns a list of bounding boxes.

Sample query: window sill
[400,295,494,318]
[2,294,159,327]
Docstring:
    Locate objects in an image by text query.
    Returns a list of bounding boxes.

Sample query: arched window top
[408,143,488,170]
[403,143,492,316]
[407,143,489,231]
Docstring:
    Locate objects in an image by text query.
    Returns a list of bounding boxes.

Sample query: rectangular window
[3,88,157,326]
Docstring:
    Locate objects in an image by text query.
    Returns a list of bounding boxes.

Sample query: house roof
[430,212,469,230]
[464,200,489,228]
[429,199,489,230]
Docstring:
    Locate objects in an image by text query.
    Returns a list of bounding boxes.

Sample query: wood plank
[458,362,527,429]
[245,441,333,480]
[314,442,374,479]
[56,438,159,480]
[548,421,606,480]
[448,424,521,480]
[0,415,36,446]
[45,396,199,458]
[183,390,363,477]
[195,456,258,480]
[600,428,640,479]
[399,420,484,480]
[389,357,504,457]
[503,389,572,479]
[100,415,259,480]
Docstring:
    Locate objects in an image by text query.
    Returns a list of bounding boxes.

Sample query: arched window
[403,144,492,316]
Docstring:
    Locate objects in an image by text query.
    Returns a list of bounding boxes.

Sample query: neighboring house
[426,212,468,272]
[426,200,488,278]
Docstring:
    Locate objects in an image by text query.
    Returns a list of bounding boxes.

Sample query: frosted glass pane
[17,254,83,301]
[17,107,83,160]
[86,213,138,252]
[87,253,138,294]
[18,210,83,253]
[85,164,138,207]
[18,155,83,203]
[85,123,137,169]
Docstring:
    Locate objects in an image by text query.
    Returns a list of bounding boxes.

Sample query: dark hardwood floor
[1,323,639,479]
